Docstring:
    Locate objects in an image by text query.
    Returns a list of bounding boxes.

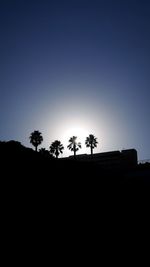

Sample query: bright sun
[64,127,89,142]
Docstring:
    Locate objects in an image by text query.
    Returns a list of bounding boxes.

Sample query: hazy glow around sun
[60,124,93,157]
[64,127,89,142]
[37,101,129,157]
[31,100,131,158]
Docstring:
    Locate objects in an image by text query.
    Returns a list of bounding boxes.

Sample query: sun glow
[64,127,89,142]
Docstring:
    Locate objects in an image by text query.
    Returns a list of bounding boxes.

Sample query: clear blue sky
[0,0,150,160]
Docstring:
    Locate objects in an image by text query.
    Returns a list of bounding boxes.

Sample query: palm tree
[85,134,98,155]
[49,140,64,158]
[67,136,81,158]
[29,130,43,152]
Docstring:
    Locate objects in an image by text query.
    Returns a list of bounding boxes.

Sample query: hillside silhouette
[1,140,149,256]
[1,140,149,230]
[1,140,150,186]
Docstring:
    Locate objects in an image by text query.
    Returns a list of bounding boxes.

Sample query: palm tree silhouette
[85,134,98,155]
[29,130,43,152]
[49,140,64,158]
[67,136,81,158]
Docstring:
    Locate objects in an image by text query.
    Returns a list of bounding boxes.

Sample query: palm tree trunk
[74,146,76,158]
[91,146,93,155]
[35,146,37,152]
[56,150,58,158]
[73,144,76,158]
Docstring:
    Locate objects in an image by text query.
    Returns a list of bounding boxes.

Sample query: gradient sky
[0,0,150,160]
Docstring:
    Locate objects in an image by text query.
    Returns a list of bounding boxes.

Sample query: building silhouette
[62,149,137,169]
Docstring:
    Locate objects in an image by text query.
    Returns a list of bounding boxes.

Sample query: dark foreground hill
[1,140,150,191]
[1,141,150,260]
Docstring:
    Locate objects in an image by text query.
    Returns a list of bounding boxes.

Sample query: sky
[0,0,150,160]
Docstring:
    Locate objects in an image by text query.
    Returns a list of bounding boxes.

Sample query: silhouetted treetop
[67,136,81,157]
[50,140,64,158]
[85,134,98,155]
[29,130,43,152]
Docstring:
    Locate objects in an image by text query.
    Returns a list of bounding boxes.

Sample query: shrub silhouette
[39,147,52,158]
